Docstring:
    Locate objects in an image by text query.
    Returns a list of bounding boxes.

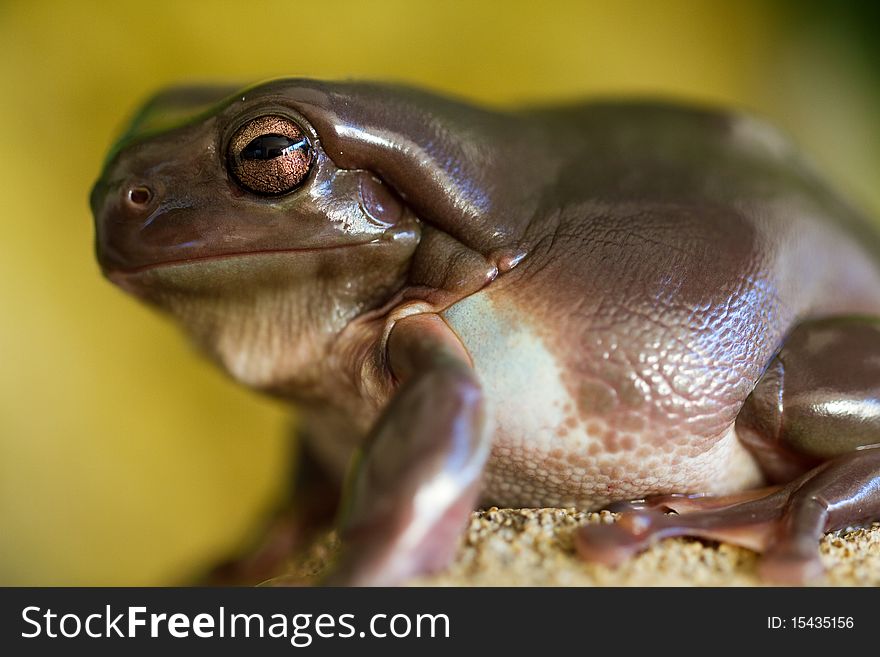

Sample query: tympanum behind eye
[227,115,312,196]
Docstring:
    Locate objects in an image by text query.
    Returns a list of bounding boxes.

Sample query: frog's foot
[576,446,880,584]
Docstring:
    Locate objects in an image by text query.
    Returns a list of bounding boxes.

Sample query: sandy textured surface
[287,508,880,586]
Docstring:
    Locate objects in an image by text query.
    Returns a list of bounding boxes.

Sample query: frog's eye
[227,115,313,195]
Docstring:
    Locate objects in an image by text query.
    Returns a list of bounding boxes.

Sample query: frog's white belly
[442,291,763,508]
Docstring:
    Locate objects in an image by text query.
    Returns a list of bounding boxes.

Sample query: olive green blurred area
[1,0,878,585]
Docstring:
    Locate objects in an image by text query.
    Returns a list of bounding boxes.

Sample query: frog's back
[444,101,880,508]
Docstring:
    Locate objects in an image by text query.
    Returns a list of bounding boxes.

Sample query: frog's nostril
[126,185,153,208]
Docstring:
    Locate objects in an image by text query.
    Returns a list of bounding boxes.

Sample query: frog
[90,79,880,586]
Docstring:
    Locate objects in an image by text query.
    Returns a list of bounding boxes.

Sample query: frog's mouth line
[102,240,385,276]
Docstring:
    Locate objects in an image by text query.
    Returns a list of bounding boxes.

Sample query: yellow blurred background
[1,0,878,585]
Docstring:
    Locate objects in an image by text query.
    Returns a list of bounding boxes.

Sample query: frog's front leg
[325,312,490,586]
[576,317,880,584]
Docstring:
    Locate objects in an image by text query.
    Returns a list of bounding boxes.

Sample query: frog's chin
[103,242,415,390]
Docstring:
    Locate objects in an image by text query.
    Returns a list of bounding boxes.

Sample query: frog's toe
[575,511,665,565]
[758,547,824,586]
[605,486,781,514]
[605,494,692,514]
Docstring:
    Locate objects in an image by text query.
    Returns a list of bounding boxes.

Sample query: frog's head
[90,80,421,390]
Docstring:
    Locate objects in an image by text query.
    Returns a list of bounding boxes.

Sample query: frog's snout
[90,171,170,274]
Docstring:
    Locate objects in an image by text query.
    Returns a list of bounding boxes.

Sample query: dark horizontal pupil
[240,134,307,161]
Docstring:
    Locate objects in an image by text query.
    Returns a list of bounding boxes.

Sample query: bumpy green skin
[92,79,880,585]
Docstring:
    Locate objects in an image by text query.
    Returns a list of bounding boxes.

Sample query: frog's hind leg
[577,453,880,582]
[577,317,880,584]
[576,482,791,565]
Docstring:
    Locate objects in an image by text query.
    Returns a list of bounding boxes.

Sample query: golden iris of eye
[228,115,312,195]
